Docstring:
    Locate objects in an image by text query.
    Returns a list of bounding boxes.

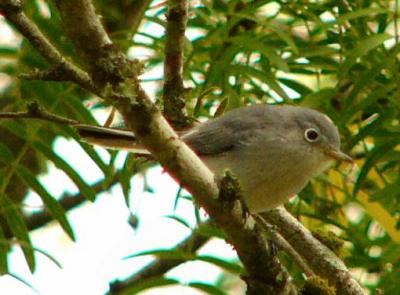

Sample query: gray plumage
[77,104,350,213]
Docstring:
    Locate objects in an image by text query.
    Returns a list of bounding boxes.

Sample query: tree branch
[0,102,79,125]
[263,207,366,295]
[0,0,96,92]
[255,215,314,277]
[108,221,211,294]
[53,0,135,87]
[162,0,190,128]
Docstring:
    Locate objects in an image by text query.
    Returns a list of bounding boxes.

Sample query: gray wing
[182,106,272,155]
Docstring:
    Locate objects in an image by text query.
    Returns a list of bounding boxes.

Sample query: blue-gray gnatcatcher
[76,104,352,213]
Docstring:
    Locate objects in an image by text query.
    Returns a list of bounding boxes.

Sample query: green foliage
[1,0,400,293]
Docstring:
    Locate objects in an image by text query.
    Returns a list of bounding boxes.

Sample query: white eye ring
[304,128,320,142]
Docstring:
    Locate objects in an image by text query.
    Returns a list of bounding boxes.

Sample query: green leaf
[0,143,14,164]
[213,97,229,117]
[301,88,337,109]
[353,141,399,195]
[124,249,194,260]
[0,227,9,274]
[231,36,289,72]
[123,277,180,295]
[188,282,227,295]
[164,215,192,230]
[197,223,226,240]
[228,64,289,101]
[0,46,19,56]
[278,78,313,96]
[0,194,35,272]
[347,114,389,149]
[197,255,243,274]
[193,87,218,116]
[33,246,62,269]
[369,182,400,202]
[64,96,98,124]
[120,154,135,207]
[265,24,298,53]
[78,142,110,177]
[16,165,75,241]
[33,141,96,201]
[340,34,391,77]
[56,124,110,178]
[7,273,38,294]
[1,121,27,139]
[335,8,388,25]
[173,186,184,211]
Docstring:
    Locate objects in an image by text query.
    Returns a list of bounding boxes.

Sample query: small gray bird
[76,105,352,213]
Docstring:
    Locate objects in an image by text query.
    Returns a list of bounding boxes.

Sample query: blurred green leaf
[33,142,96,201]
[228,64,289,101]
[123,277,180,294]
[16,165,75,240]
[231,36,289,72]
[6,273,38,294]
[197,255,243,274]
[0,227,8,274]
[0,194,35,272]
[340,34,391,77]
[120,154,135,207]
[0,143,14,164]
[354,141,399,195]
[213,97,229,117]
[125,249,193,260]
[188,282,227,295]
[164,215,192,230]
[32,246,62,269]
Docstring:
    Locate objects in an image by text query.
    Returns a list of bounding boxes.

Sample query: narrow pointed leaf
[0,227,9,274]
[214,97,229,117]
[124,277,180,294]
[33,141,96,201]
[33,247,62,269]
[0,143,14,164]
[0,194,35,272]
[193,87,218,116]
[7,273,38,294]
[353,141,399,195]
[231,36,289,72]
[228,64,289,101]
[197,255,243,274]
[164,215,192,230]
[125,249,194,260]
[120,154,136,207]
[340,34,391,77]
[16,166,75,241]
[188,282,227,295]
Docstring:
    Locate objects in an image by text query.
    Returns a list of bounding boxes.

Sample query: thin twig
[0,0,96,92]
[162,0,190,128]
[263,207,366,295]
[255,214,314,277]
[0,102,79,125]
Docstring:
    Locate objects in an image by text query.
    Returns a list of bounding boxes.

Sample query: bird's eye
[304,128,319,142]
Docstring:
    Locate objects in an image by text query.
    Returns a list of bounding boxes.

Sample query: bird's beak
[325,148,353,163]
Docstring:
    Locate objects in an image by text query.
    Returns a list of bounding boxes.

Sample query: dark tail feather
[75,124,148,153]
